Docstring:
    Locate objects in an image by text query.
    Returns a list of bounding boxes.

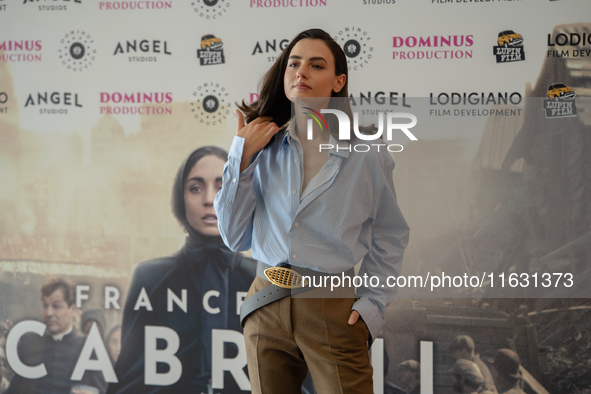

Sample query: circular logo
[59,30,96,71]
[202,95,219,113]
[191,83,230,125]
[191,0,230,18]
[333,28,374,71]
[343,39,361,58]
[70,42,85,59]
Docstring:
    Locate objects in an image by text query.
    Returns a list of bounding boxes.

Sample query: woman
[105,325,121,364]
[214,29,410,394]
[107,146,256,394]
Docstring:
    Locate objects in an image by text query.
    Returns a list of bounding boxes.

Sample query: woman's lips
[294,83,311,90]
[202,214,218,224]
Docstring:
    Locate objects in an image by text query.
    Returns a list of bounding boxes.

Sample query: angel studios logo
[190,0,229,19]
[333,27,374,71]
[493,30,525,63]
[23,0,82,12]
[191,82,230,125]
[58,30,96,71]
[24,91,83,115]
[251,38,289,63]
[543,83,577,119]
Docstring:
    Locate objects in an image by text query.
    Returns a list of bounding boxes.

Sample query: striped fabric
[214,127,410,340]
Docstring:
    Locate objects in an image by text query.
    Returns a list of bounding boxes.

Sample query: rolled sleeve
[214,136,262,251]
[354,152,410,339]
[352,297,386,344]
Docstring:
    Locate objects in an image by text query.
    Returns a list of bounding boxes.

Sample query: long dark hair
[237,28,354,142]
[172,146,228,235]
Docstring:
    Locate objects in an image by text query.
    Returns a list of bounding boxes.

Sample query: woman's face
[284,38,346,103]
[108,328,121,363]
[184,155,225,236]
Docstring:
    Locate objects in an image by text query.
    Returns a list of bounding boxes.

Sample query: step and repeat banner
[1,1,591,393]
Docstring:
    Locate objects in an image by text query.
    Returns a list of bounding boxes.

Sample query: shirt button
[292,254,297,259]
[232,178,237,183]
[294,222,298,228]
[294,158,298,163]
[292,190,296,195]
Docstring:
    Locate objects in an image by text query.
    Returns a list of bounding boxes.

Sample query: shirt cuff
[228,136,261,180]
[352,297,384,346]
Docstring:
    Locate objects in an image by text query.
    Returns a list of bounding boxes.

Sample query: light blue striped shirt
[214,125,410,340]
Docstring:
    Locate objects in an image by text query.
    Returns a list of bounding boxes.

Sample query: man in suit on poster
[6,278,106,394]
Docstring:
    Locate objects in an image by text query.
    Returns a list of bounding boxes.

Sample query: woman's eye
[191,186,203,193]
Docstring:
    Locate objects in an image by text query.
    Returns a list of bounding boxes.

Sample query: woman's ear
[333,74,346,93]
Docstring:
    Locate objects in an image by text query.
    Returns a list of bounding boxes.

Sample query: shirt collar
[51,325,73,341]
[283,119,350,158]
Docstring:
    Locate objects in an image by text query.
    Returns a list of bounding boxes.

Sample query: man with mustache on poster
[6,277,106,394]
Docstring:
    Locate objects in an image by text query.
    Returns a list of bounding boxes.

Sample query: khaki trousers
[243,276,373,394]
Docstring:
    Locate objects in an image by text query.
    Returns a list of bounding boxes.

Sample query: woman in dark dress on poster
[106,146,256,394]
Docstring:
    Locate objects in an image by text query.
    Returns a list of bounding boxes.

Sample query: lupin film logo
[191,0,229,19]
[333,27,374,71]
[191,83,230,125]
[197,35,225,66]
[23,0,81,12]
[493,30,525,63]
[58,30,96,71]
[543,83,577,119]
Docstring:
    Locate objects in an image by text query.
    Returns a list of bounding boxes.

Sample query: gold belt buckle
[264,266,303,289]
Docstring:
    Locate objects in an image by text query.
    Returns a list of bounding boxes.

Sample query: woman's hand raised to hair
[235,110,280,172]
